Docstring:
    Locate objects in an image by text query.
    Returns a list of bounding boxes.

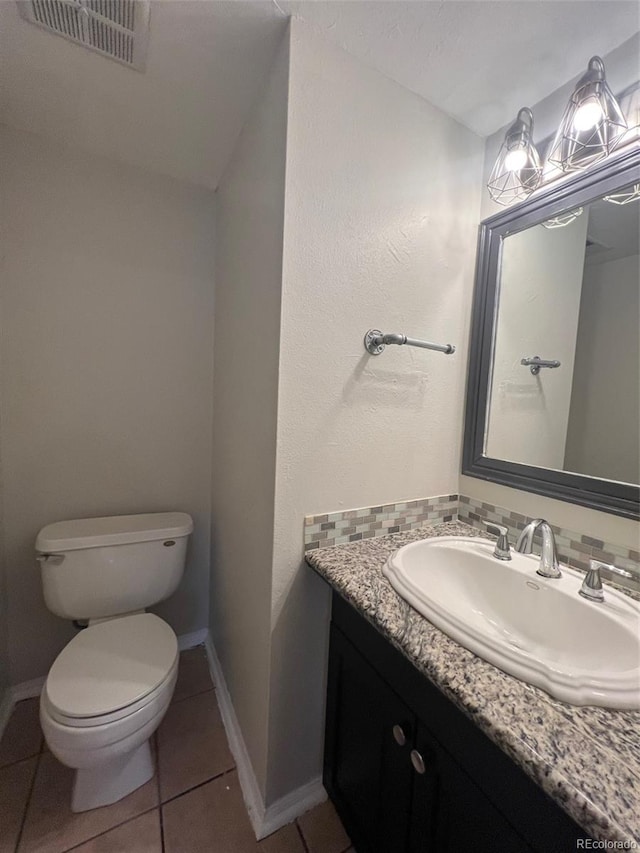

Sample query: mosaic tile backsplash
[304,493,640,590]
[304,494,458,550]
[457,495,640,591]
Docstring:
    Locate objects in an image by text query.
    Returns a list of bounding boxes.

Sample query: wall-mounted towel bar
[521,356,561,375]
[364,330,455,357]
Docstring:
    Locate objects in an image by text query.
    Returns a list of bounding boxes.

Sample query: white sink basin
[383,536,640,709]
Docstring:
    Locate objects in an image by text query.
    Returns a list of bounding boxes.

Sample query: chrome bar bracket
[364,329,455,357]
[521,356,561,375]
[364,329,386,355]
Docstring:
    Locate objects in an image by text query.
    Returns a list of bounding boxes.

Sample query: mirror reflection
[485,184,639,486]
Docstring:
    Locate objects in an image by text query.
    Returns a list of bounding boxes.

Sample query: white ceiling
[1,0,638,189]
[586,194,640,266]
[281,1,640,138]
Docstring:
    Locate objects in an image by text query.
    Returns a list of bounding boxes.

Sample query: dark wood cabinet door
[325,626,420,853]
[326,596,588,852]
[405,738,438,852]
[411,723,533,853]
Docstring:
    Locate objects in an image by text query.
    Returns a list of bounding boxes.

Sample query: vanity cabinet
[324,592,588,853]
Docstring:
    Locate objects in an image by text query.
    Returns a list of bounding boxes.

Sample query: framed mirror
[463,146,640,519]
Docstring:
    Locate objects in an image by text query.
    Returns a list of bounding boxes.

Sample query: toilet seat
[43,660,178,727]
[44,613,178,726]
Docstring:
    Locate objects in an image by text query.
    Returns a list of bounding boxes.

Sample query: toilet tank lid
[36,512,194,552]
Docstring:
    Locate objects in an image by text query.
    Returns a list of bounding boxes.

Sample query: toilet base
[71,740,154,813]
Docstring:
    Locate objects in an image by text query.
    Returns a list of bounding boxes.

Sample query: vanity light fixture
[541,208,583,229]
[487,108,542,206]
[604,183,640,205]
[547,56,628,173]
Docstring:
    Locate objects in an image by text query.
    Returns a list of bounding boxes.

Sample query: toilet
[35,512,194,812]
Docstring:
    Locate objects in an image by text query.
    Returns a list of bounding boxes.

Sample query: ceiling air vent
[18,0,150,71]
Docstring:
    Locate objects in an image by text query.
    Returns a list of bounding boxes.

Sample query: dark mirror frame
[463,145,640,520]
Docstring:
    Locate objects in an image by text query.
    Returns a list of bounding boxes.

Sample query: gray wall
[565,253,640,483]
[210,31,290,797]
[0,125,216,684]
[485,218,587,469]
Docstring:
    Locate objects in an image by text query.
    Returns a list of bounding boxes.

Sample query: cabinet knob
[392,724,406,746]
[410,749,427,775]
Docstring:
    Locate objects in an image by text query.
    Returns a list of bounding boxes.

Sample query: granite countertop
[306,521,640,845]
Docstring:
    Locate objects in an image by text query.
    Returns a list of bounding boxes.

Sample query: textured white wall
[565,254,640,484]
[265,20,484,804]
[210,32,290,797]
[485,217,587,467]
[0,125,216,684]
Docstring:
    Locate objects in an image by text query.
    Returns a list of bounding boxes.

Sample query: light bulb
[573,101,604,132]
[504,148,527,171]
[487,107,542,204]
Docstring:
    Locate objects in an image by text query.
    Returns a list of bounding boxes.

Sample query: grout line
[158,806,166,853]
[170,686,214,707]
[61,807,158,852]
[14,749,42,853]
[295,820,310,853]
[0,749,42,771]
[160,767,235,807]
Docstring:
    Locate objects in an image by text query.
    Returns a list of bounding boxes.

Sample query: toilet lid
[46,613,178,719]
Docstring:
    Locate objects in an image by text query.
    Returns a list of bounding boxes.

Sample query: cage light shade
[487,108,542,206]
[604,184,640,205]
[547,56,628,173]
[541,208,583,230]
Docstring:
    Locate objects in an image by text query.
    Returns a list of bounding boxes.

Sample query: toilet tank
[36,512,194,620]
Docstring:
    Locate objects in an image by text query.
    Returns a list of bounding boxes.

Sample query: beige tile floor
[0,648,353,853]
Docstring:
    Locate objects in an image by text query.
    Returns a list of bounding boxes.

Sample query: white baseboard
[177,628,209,651]
[10,676,46,702]
[203,632,326,840]
[203,633,266,835]
[0,675,46,742]
[261,774,326,839]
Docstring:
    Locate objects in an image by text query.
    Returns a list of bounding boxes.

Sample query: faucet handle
[484,522,511,561]
[580,560,605,602]
[579,558,634,602]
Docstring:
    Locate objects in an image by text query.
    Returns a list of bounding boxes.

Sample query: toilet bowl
[35,512,193,812]
[40,612,179,812]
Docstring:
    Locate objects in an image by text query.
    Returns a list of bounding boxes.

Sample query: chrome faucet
[515,518,561,579]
